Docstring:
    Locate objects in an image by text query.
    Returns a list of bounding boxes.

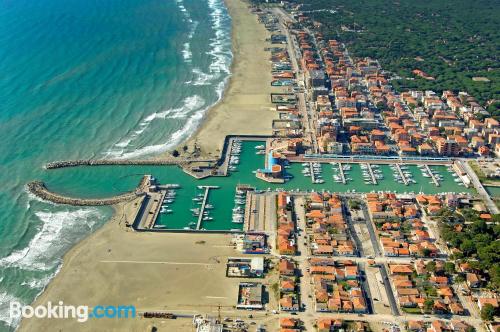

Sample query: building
[236,282,264,310]
[436,139,460,156]
[226,257,265,278]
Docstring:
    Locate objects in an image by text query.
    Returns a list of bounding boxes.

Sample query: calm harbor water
[0,0,232,329]
[40,141,471,231]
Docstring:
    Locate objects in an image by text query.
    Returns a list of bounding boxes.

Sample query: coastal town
[19,0,500,332]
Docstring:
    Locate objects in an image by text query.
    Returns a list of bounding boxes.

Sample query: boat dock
[195,186,219,230]
[395,164,409,186]
[309,163,316,183]
[337,162,346,184]
[366,163,378,185]
[424,165,440,187]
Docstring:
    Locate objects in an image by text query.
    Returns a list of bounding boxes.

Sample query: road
[360,203,399,316]
[379,263,400,316]
[273,8,319,153]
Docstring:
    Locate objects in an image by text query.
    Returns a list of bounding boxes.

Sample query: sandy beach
[179,0,278,157]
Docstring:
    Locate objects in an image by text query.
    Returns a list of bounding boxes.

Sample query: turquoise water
[37,141,471,232]
[0,0,232,329]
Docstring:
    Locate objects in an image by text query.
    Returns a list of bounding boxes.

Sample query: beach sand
[18,199,257,331]
[179,0,279,158]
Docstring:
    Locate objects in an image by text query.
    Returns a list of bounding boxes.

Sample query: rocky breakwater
[44,158,217,169]
[27,177,148,206]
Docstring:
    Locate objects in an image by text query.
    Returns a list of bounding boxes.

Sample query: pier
[309,163,316,183]
[395,164,409,186]
[365,163,378,185]
[424,165,440,187]
[337,162,346,184]
[195,186,219,230]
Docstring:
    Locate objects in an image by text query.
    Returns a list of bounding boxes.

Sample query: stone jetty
[27,175,151,206]
[44,157,217,170]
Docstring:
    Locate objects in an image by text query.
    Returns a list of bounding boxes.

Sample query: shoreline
[172,0,279,158]
[17,1,274,330]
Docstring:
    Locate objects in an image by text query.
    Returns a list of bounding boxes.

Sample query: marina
[40,141,472,231]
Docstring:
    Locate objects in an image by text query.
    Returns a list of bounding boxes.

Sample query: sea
[0,0,232,329]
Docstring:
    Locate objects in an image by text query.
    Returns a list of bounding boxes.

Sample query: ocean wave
[192,68,219,86]
[176,0,199,63]
[104,95,206,158]
[205,0,232,75]
[0,208,103,271]
[0,291,24,328]
[116,105,206,159]
[182,42,192,61]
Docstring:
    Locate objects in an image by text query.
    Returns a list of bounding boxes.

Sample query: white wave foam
[116,105,206,159]
[104,95,206,159]
[192,68,219,86]
[205,0,232,75]
[0,208,103,271]
[0,291,24,328]
[182,42,192,61]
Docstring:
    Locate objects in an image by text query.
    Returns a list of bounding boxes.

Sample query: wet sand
[179,0,278,158]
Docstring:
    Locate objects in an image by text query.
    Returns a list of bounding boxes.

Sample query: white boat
[255,145,265,150]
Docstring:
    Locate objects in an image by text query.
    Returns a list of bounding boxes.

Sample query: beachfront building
[226,257,265,278]
[236,282,264,310]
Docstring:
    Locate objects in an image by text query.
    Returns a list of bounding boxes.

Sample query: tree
[424,299,434,313]
[171,150,180,157]
[444,262,456,275]
[182,145,188,152]
[480,303,497,321]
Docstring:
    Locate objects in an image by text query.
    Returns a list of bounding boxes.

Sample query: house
[407,320,425,332]
[280,318,299,330]
[478,298,499,311]
[280,295,299,312]
[279,259,296,276]
[466,273,481,288]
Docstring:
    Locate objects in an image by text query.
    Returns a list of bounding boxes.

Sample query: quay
[337,162,346,184]
[143,190,167,229]
[395,164,409,186]
[365,163,378,185]
[424,165,440,187]
[244,192,255,232]
[195,186,219,230]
